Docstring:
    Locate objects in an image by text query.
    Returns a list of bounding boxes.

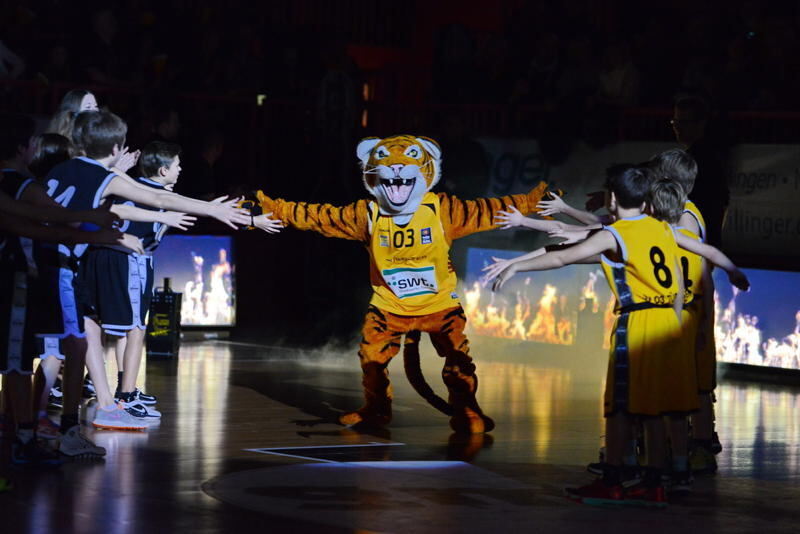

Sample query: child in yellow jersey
[647,178,705,491]
[485,164,748,507]
[648,149,720,471]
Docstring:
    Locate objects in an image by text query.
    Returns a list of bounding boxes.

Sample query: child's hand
[495,205,526,229]
[253,212,283,234]
[118,233,144,254]
[491,263,518,292]
[209,196,251,228]
[536,191,567,216]
[729,269,750,291]
[548,227,589,245]
[116,148,140,173]
[162,211,197,230]
[482,256,516,286]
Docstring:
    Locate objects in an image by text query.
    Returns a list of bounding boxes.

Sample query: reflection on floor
[2,339,800,533]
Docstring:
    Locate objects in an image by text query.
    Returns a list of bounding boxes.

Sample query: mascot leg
[340,306,405,427]
[426,307,495,434]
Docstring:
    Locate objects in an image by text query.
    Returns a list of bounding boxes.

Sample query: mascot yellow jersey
[600,214,681,311]
[369,192,458,315]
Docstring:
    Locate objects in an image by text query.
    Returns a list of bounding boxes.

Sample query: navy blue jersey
[43,156,117,259]
[0,168,35,269]
[113,177,168,253]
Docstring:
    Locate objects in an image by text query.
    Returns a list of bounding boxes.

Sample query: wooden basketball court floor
[2,338,800,533]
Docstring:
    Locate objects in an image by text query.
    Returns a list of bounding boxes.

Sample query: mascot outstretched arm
[256,135,550,434]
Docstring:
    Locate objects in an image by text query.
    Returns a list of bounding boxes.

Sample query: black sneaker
[587,462,642,486]
[49,381,64,409]
[132,389,157,405]
[669,471,694,495]
[82,376,96,399]
[116,388,157,406]
[12,438,63,467]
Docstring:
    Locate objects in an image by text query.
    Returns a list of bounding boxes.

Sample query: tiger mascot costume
[256,135,549,434]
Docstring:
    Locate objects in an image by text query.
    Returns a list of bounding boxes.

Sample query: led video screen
[713,267,800,370]
[465,247,800,370]
[152,235,235,326]
[463,247,614,347]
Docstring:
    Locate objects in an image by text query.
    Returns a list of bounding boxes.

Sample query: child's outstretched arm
[103,170,252,229]
[0,210,143,253]
[110,204,197,231]
[256,191,370,241]
[481,248,547,283]
[6,184,119,229]
[675,233,749,290]
[487,230,617,291]
[494,205,590,234]
[536,191,609,226]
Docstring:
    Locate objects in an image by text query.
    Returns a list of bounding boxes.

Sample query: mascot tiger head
[357,135,441,218]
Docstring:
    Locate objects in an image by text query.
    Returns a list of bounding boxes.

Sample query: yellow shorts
[604,307,699,417]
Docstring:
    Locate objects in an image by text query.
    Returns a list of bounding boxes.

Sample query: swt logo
[382,266,438,299]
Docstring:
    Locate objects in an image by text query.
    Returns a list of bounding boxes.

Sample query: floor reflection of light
[176,342,232,484]
[477,361,577,458]
[716,381,800,477]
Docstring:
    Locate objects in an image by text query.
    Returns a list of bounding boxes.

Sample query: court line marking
[244,442,405,463]
[245,442,404,452]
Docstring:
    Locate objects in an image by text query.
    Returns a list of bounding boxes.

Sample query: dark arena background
[1,1,800,532]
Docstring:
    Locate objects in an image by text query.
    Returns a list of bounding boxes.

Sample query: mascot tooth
[257,135,550,434]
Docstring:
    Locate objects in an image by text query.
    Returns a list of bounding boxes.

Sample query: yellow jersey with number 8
[600,214,681,311]
[368,192,459,316]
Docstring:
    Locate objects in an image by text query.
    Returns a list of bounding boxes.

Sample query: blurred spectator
[0,40,25,79]
[174,130,223,201]
[38,44,74,85]
[80,8,125,84]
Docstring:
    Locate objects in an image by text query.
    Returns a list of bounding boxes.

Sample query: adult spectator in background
[0,40,25,80]
[175,130,223,201]
[45,89,99,140]
[672,95,729,247]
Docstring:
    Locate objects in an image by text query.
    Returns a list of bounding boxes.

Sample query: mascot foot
[449,408,495,435]
[339,409,391,428]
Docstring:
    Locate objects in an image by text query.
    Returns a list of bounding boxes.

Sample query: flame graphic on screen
[464,280,582,345]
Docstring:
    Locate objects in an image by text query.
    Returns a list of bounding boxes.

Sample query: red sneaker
[565,479,625,506]
[623,482,668,508]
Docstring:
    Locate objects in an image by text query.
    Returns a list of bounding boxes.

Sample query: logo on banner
[420,227,432,244]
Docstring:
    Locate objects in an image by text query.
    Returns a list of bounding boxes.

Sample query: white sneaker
[58,426,107,457]
[92,404,147,431]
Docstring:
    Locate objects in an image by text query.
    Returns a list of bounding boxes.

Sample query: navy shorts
[81,247,154,335]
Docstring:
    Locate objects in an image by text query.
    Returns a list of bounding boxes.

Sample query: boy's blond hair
[648,149,697,196]
[649,179,686,225]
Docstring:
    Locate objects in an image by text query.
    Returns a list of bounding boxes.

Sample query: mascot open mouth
[380,177,416,206]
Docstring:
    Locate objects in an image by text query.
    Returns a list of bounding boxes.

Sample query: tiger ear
[357,137,381,166]
[416,136,441,160]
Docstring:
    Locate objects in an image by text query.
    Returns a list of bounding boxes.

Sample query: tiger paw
[450,408,495,435]
[339,409,391,428]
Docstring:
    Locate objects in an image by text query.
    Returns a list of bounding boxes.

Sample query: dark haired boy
[84,141,192,420]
